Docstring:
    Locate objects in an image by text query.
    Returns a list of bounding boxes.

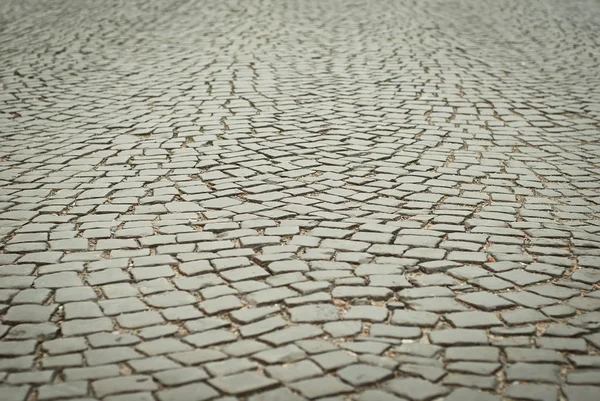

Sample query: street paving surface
[1,0,600,400]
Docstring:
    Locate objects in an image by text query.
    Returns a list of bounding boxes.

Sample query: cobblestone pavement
[1,0,600,400]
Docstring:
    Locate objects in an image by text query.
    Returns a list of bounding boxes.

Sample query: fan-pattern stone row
[1,0,600,400]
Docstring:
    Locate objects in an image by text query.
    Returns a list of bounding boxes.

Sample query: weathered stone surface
[38,381,88,400]
[345,305,389,322]
[289,304,340,323]
[4,305,56,323]
[208,371,277,395]
[92,375,157,397]
[337,363,393,385]
[332,286,393,300]
[504,384,559,401]
[290,376,353,399]
[156,383,219,401]
[265,360,322,383]
[385,377,449,400]
[391,310,439,327]
[1,2,600,399]
[312,350,357,371]
[248,388,306,401]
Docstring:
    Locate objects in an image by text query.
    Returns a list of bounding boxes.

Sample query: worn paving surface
[1,0,600,400]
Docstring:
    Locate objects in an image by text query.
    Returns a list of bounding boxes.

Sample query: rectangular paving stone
[50,238,88,251]
[104,392,155,401]
[0,340,37,356]
[42,338,88,355]
[0,277,35,289]
[332,286,393,300]
[259,325,323,346]
[184,329,238,347]
[209,371,277,395]
[0,385,30,401]
[252,344,306,364]
[98,297,147,315]
[445,311,502,328]
[38,381,88,400]
[179,260,213,276]
[38,262,85,275]
[504,384,559,401]
[169,349,228,366]
[290,376,353,399]
[41,353,83,368]
[19,252,64,265]
[87,268,130,286]
[205,357,256,376]
[153,367,209,386]
[63,365,120,381]
[269,359,324,385]
[136,338,192,356]
[199,294,243,315]
[506,363,561,384]
[156,383,219,401]
[6,371,54,385]
[536,337,588,352]
[128,356,181,373]
[5,322,58,340]
[230,305,281,324]
[221,266,270,282]
[96,239,139,250]
[62,318,113,336]
[312,350,357,371]
[0,356,35,372]
[102,283,139,299]
[34,272,83,288]
[4,305,57,323]
[145,291,196,308]
[92,375,157,398]
[430,329,489,346]
[445,346,500,362]
[246,287,298,306]
[161,305,203,321]
[116,311,165,329]
[290,304,340,323]
[84,347,144,366]
[173,274,223,291]
[457,291,515,311]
